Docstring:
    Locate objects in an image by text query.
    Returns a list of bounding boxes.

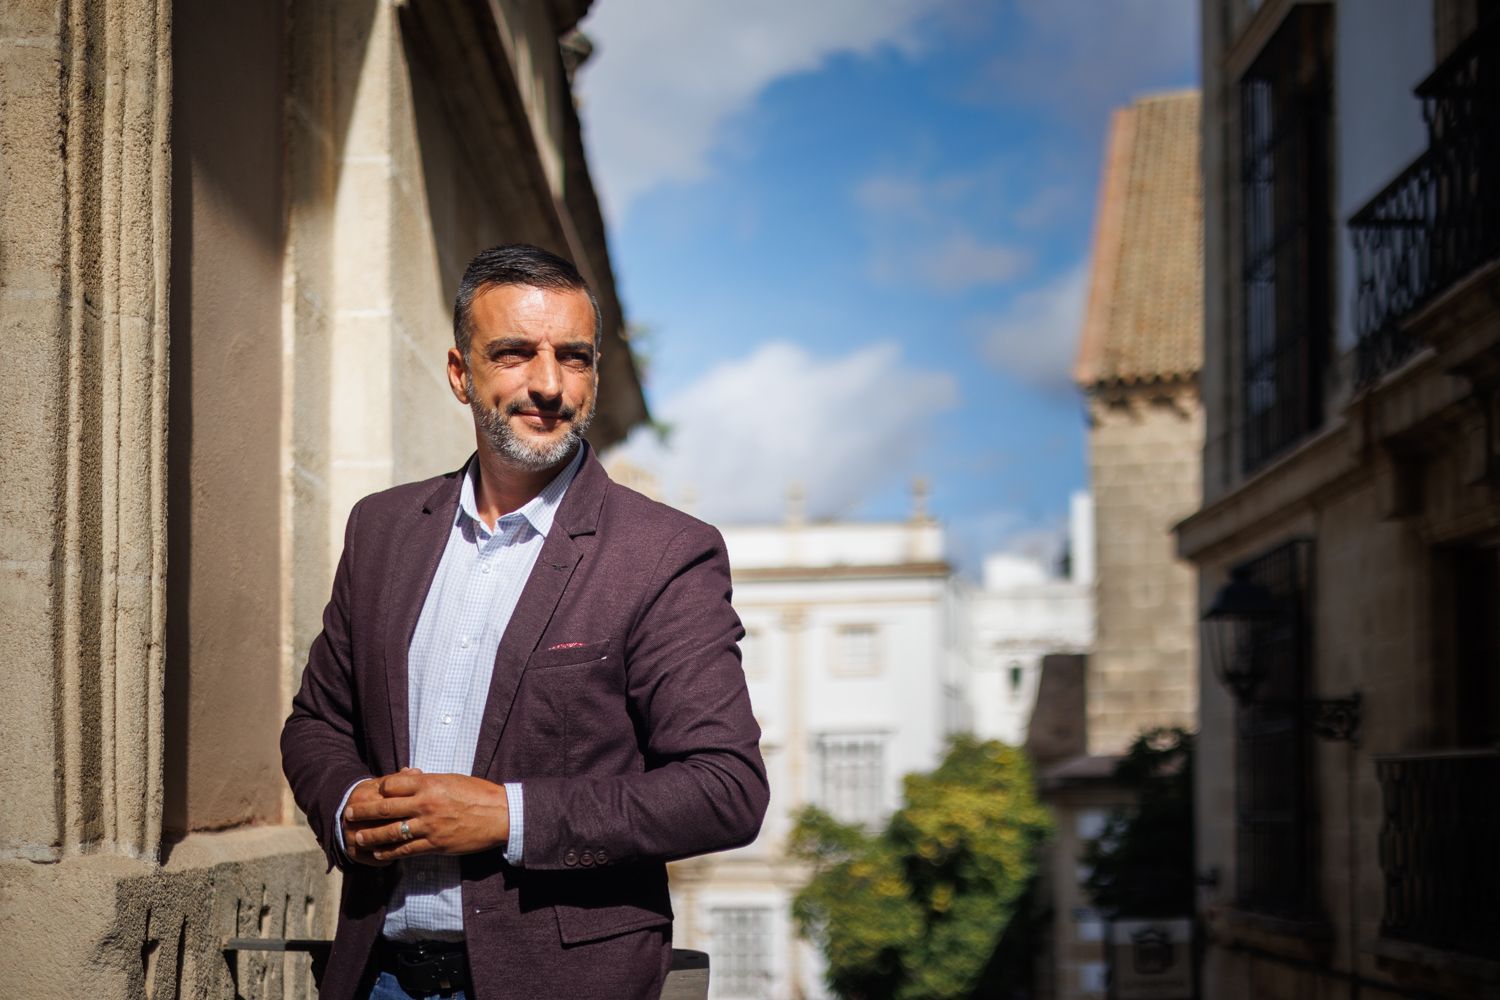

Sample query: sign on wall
[1108,918,1194,1000]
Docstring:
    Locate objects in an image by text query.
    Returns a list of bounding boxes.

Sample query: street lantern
[1200,567,1280,706]
[1201,564,1362,743]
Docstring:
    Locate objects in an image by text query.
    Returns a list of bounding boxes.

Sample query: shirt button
[481,565,491,574]
[441,714,452,725]
[460,637,470,649]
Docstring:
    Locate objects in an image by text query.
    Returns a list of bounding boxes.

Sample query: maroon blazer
[281,446,769,1000]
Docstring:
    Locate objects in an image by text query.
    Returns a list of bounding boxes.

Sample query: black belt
[375,938,471,996]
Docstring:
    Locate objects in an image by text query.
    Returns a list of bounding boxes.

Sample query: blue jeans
[367,970,468,1000]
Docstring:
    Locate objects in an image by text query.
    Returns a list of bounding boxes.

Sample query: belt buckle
[393,943,464,994]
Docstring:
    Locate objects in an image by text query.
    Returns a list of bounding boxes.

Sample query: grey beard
[466,373,595,471]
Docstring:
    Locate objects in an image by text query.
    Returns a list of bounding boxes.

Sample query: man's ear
[446,347,470,404]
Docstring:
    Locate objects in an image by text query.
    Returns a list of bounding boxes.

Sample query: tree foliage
[1082,727,1195,918]
[788,735,1051,1000]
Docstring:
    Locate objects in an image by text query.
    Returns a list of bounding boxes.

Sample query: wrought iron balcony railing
[1349,18,1500,388]
[1375,749,1500,960]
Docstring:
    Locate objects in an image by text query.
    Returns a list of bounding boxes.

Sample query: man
[282,244,768,1000]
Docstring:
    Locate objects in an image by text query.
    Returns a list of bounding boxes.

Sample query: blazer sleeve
[280,499,378,872]
[517,521,770,870]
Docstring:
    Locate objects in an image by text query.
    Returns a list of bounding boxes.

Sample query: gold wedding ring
[399,820,412,841]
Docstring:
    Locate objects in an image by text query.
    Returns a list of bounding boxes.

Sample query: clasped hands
[342,767,510,866]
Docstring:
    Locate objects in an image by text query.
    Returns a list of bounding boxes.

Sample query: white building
[967,492,1095,746]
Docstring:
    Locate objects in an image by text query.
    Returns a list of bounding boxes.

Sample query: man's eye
[562,353,594,368]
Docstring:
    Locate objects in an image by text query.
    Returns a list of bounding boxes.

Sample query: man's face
[447,283,599,471]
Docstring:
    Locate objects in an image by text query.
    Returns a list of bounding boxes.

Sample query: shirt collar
[458,444,585,538]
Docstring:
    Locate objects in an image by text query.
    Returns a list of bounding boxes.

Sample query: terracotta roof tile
[1075,91,1203,386]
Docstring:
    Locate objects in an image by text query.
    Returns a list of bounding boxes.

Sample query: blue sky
[578,0,1198,574]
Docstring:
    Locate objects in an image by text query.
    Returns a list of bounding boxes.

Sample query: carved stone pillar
[0,0,171,862]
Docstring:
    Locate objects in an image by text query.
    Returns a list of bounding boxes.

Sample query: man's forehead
[471,281,590,313]
[469,283,593,337]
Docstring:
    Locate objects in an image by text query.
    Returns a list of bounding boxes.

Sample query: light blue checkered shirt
[337,447,582,942]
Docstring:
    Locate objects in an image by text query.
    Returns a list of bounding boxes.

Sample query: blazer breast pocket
[527,638,612,670]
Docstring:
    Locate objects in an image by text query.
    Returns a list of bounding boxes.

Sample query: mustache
[503,399,577,421]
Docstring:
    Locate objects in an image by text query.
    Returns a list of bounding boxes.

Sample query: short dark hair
[452,243,602,360]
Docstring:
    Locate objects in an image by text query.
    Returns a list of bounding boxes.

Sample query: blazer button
[564,850,578,867]
[595,849,609,865]
[579,850,595,867]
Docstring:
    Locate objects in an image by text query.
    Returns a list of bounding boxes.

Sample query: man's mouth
[507,405,575,430]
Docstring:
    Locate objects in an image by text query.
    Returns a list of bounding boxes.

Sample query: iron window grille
[1234,539,1320,917]
[1239,7,1334,473]
[1376,749,1500,959]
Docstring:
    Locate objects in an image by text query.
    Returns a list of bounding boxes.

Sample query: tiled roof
[1075,91,1203,387]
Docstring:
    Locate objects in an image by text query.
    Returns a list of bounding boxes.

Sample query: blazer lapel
[470,528,581,779]
[471,446,608,779]
[381,471,463,771]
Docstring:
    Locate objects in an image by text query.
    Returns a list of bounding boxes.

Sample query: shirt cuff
[503,782,525,867]
[333,778,369,861]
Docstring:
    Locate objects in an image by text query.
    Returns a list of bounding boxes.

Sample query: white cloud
[605,341,957,524]
[855,171,976,223]
[856,167,1032,292]
[978,261,1089,394]
[577,1,941,223]
[915,231,1031,290]
[869,227,1031,292]
[1012,182,1076,230]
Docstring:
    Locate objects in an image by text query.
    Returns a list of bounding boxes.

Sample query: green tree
[1082,727,1195,918]
[789,735,1051,1000]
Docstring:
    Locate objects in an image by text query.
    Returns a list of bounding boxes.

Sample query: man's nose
[528,351,563,400]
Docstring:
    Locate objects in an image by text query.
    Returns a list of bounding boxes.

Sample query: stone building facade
[1183,2,1500,998]
[0,1,645,996]
[1040,90,1205,1000]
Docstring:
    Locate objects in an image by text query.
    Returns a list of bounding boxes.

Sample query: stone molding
[1179,264,1500,564]
[0,0,171,862]
[1203,905,1335,965]
[62,0,172,862]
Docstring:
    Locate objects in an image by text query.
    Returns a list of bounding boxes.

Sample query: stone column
[1,0,171,863]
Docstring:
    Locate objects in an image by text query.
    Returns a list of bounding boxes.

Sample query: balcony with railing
[1375,749,1500,960]
[1349,17,1500,387]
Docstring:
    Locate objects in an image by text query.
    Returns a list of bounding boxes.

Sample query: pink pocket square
[546,642,587,651]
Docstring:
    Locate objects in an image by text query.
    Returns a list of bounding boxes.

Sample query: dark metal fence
[1350,17,1500,387]
[1375,749,1500,959]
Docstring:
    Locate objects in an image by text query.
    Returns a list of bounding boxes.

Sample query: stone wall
[165,0,288,834]
[1085,381,1204,755]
